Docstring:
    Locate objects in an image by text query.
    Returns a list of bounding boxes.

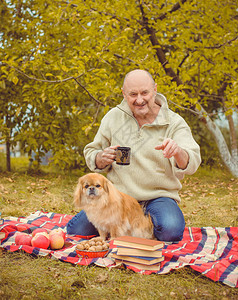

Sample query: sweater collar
[116,93,170,126]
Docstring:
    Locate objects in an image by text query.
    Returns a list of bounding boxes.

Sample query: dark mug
[115,147,131,165]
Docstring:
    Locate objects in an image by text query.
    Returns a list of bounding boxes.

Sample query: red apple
[49,228,66,241]
[49,228,66,250]
[15,233,32,246]
[31,232,50,249]
[32,228,48,237]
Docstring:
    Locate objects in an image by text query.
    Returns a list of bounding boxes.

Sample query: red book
[113,236,164,251]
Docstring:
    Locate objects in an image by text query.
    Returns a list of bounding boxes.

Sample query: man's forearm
[174,148,189,170]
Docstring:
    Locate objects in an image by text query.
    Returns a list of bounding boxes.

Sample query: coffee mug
[115,147,131,165]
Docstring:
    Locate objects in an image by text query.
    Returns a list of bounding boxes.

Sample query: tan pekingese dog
[74,173,154,240]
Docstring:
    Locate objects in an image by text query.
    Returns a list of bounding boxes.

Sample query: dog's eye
[96,184,101,188]
[85,184,89,189]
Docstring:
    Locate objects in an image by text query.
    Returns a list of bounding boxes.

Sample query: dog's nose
[89,187,95,195]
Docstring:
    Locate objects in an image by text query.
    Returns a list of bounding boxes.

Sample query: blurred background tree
[0,0,237,176]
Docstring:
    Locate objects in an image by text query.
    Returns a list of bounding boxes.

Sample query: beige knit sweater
[84,93,201,202]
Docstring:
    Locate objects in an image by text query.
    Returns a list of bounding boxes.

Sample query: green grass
[0,165,238,299]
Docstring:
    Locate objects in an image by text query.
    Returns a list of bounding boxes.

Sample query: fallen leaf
[96,274,108,283]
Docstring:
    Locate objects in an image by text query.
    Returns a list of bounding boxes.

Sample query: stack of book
[111,236,164,271]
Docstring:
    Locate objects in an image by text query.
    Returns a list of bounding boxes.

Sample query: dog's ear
[103,177,121,203]
[74,178,83,208]
[102,177,110,194]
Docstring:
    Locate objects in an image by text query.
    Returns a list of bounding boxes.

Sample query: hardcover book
[115,259,162,271]
[116,246,163,257]
[111,252,164,265]
[113,236,164,251]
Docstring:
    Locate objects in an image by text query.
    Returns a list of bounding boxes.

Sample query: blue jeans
[66,197,185,242]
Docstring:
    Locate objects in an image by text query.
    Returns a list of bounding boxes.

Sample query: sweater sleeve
[169,116,201,180]
[83,113,112,173]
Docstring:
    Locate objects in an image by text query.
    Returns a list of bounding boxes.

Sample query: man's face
[122,72,157,119]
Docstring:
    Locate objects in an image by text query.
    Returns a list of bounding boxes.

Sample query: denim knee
[153,218,185,242]
[145,197,185,242]
[66,210,98,236]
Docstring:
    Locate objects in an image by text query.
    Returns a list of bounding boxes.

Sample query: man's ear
[121,87,126,99]
[154,83,157,93]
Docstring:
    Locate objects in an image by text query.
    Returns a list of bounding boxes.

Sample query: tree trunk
[197,106,238,177]
[6,138,11,172]
[227,114,238,166]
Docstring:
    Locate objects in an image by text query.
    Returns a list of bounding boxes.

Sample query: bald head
[121,69,158,121]
[122,70,155,91]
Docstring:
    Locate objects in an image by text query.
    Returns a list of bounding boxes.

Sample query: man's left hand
[155,138,189,169]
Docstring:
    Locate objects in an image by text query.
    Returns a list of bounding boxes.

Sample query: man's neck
[135,104,160,127]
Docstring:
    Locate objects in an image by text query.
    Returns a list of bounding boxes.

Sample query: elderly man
[67,69,201,241]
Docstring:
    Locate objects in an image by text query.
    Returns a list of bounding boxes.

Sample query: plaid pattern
[0,211,237,288]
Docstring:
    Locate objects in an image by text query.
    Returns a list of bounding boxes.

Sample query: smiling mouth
[135,103,146,107]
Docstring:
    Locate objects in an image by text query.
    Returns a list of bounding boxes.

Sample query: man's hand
[95,145,120,169]
[155,138,189,169]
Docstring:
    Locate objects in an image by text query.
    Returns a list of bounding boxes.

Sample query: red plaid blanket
[0,211,237,288]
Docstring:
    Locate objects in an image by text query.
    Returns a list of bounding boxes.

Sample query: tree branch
[7,64,106,106]
[177,53,189,75]
[113,53,140,66]
[155,0,188,21]
[168,100,201,116]
[73,77,106,106]
[205,36,238,49]
[8,65,84,83]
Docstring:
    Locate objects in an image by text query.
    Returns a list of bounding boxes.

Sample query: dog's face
[74,173,113,208]
[84,182,101,198]
[80,174,108,199]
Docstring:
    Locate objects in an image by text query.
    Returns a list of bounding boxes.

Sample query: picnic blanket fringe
[0,211,237,288]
